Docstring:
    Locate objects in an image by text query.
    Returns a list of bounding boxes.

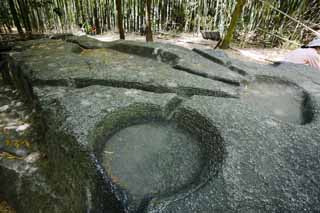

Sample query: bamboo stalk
[258,0,320,37]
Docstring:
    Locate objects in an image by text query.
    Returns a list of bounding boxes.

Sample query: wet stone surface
[241,77,312,124]
[102,122,203,207]
[1,36,320,212]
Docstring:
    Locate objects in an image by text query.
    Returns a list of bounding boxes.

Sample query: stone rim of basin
[102,122,204,204]
[93,107,224,211]
[240,75,314,125]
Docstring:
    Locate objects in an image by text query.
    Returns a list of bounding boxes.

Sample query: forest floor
[0,77,36,213]
[90,32,292,64]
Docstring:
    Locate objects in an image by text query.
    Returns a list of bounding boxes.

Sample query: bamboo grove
[0,0,319,47]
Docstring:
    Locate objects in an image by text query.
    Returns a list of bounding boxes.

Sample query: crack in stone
[31,78,238,99]
[192,48,248,76]
[192,48,227,66]
[63,38,242,88]
[173,64,241,86]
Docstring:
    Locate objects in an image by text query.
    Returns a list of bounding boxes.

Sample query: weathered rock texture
[0,36,320,212]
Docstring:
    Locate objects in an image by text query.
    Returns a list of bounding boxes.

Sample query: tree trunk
[86,0,91,24]
[7,0,24,35]
[145,0,153,42]
[139,0,144,31]
[5,23,13,33]
[157,0,161,31]
[74,0,81,25]
[30,8,39,32]
[152,0,155,32]
[133,0,136,31]
[113,0,116,30]
[17,0,32,34]
[196,0,202,35]
[94,0,101,34]
[106,0,111,30]
[137,0,140,31]
[126,1,130,32]
[116,0,125,39]
[63,0,69,30]
[23,0,33,33]
[35,7,45,33]
[220,0,246,49]
[79,0,85,23]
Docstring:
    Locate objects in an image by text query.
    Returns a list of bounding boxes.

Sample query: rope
[257,27,301,46]
[258,0,320,37]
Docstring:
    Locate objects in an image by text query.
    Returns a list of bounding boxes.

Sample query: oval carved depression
[241,77,313,125]
[101,122,204,203]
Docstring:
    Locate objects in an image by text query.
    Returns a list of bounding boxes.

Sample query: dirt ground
[90,32,291,64]
[0,78,36,213]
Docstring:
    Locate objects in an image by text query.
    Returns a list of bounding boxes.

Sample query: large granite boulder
[0,36,319,212]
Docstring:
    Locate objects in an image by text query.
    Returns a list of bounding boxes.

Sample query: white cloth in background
[282,48,320,71]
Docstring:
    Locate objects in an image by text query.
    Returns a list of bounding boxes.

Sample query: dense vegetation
[1,0,319,47]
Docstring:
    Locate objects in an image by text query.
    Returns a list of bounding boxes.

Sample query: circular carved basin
[102,122,203,204]
[241,77,313,124]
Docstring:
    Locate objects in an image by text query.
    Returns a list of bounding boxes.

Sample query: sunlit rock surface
[0,36,320,212]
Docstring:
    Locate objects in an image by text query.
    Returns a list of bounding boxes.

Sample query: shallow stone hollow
[241,77,313,124]
[102,122,203,204]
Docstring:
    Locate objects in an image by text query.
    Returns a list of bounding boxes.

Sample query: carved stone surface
[1,36,320,212]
